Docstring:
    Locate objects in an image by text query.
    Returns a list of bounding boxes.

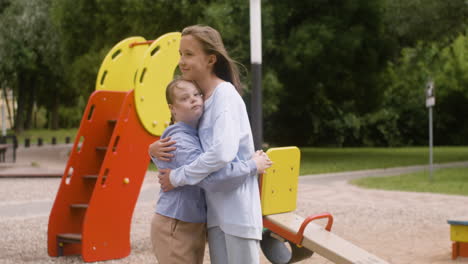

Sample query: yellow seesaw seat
[261,147,300,215]
[261,147,389,264]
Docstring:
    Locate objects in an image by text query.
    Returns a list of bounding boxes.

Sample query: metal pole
[429,106,433,181]
[250,0,263,150]
[1,95,6,136]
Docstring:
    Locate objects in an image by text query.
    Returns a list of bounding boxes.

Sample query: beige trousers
[151,213,206,264]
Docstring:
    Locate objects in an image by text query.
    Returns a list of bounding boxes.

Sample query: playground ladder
[47,90,157,262]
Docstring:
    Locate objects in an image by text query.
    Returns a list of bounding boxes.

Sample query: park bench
[0,143,14,162]
[0,135,17,162]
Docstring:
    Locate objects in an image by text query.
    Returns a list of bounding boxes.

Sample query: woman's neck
[196,73,224,101]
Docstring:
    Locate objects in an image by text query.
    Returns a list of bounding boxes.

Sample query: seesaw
[260,147,389,264]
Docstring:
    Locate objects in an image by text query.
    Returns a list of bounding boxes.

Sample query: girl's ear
[208,54,217,66]
[169,104,174,114]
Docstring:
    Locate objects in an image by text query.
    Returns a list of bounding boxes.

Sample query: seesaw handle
[299,213,334,234]
[263,212,334,247]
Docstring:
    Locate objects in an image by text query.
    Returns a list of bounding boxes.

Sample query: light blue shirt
[170,82,263,240]
[153,122,257,223]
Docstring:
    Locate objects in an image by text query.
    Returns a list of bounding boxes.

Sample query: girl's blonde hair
[165,76,201,125]
[182,25,242,94]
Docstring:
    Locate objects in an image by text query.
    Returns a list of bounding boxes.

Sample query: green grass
[7,129,468,180]
[299,147,468,175]
[351,167,468,196]
[10,128,78,146]
[148,162,157,171]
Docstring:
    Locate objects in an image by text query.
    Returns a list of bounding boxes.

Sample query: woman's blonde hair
[165,76,201,125]
[182,25,242,94]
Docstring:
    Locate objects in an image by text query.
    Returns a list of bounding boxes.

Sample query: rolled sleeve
[197,159,257,192]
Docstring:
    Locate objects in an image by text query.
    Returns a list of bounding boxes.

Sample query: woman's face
[169,80,204,126]
[178,35,214,83]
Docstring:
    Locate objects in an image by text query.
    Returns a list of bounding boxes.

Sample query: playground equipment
[47,33,180,262]
[448,217,468,259]
[48,32,389,263]
[260,147,389,264]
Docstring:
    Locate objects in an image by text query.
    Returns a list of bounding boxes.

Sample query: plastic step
[83,174,99,180]
[70,204,89,209]
[96,147,116,152]
[57,233,82,243]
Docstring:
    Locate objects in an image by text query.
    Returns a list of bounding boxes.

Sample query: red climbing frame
[48,90,157,262]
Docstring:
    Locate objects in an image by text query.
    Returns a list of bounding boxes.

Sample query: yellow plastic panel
[261,147,301,216]
[134,32,181,136]
[451,225,468,242]
[95,37,149,91]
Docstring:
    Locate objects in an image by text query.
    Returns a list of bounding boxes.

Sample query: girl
[150,77,271,264]
[155,25,268,264]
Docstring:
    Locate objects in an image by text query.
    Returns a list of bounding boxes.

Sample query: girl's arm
[148,137,177,162]
[153,134,202,192]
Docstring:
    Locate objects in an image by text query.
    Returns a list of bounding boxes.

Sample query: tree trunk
[2,86,13,128]
[24,76,36,130]
[50,96,59,130]
[14,73,28,134]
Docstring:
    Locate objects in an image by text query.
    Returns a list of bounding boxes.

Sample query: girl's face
[169,81,204,127]
[178,35,215,83]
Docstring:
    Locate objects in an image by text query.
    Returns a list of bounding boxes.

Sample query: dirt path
[293,180,468,264]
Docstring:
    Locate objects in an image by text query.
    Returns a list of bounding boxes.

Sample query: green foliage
[382,0,468,49]
[264,0,394,146]
[1,0,467,146]
[34,107,48,129]
[361,109,401,146]
[0,0,66,131]
[58,96,86,128]
[433,34,468,145]
[380,33,468,146]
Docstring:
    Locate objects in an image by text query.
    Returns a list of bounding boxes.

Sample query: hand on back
[158,168,174,192]
[149,137,177,162]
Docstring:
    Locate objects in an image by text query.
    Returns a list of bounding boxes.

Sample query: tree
[262,0,394,146]
[0,0,62,132]
[2,0,466,146]
[382,0,468,51]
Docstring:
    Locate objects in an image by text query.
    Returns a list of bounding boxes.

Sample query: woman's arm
[169,101,242,187]
[198,151,272,192]
[196,157,255,192]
